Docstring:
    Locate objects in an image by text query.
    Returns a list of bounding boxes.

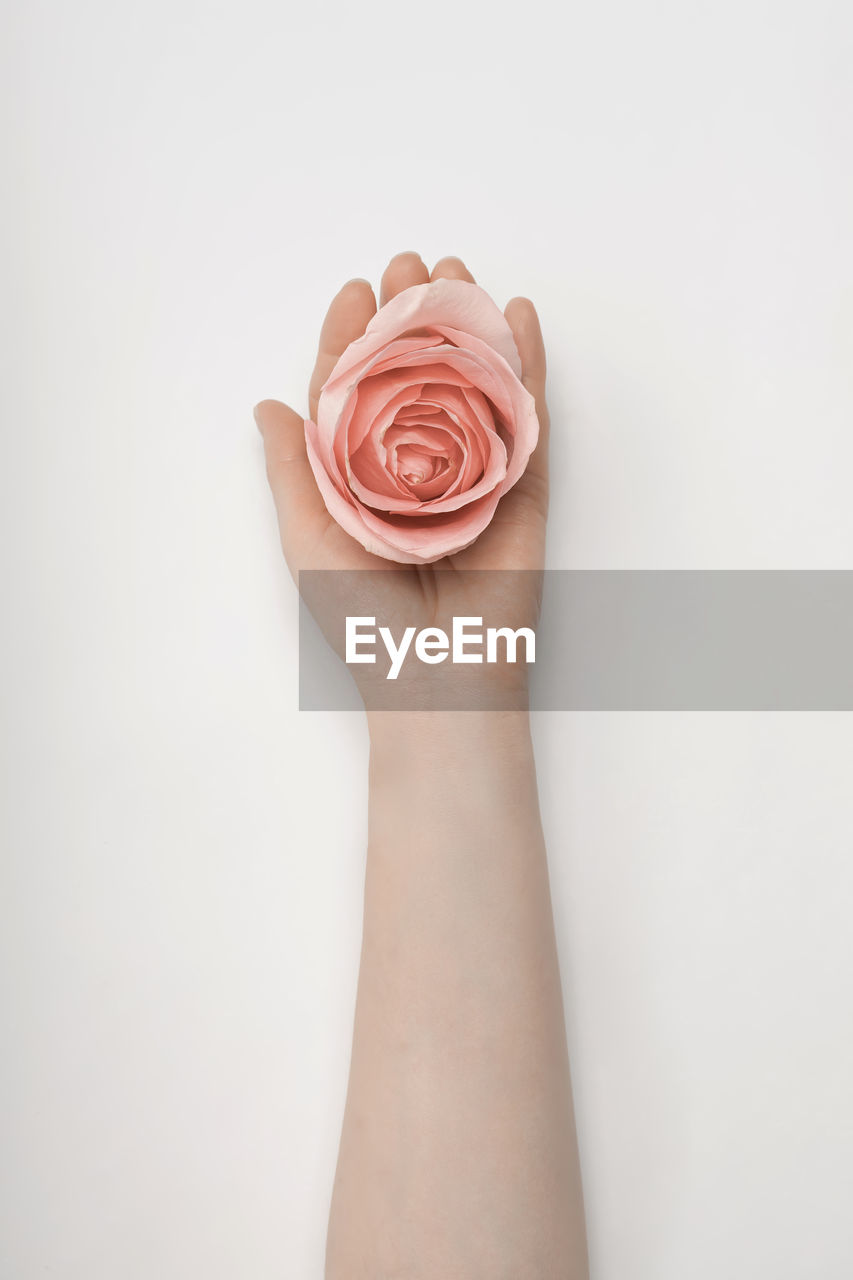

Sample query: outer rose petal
[325,277,522,388]
[304,278,540,563]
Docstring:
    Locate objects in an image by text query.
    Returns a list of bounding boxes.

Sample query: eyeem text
[345,616,536,680]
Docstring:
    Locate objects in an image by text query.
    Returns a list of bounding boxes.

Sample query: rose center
[395,443,453,487]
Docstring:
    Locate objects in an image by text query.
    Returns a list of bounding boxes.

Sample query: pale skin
[255,252,588,1279]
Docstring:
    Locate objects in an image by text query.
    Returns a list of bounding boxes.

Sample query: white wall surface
[2,1,852,1276]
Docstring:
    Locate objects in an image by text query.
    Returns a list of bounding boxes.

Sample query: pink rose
[304,278,539,564]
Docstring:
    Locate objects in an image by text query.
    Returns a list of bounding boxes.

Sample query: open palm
[255,251,551,657]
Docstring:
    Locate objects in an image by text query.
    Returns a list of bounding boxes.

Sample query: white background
[2,0,852,1276]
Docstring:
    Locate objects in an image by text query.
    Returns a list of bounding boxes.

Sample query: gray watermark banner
[298,570,853,711]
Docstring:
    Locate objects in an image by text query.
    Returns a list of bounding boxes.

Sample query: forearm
[326,711,588,1280]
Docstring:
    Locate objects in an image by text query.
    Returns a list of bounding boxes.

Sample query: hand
[255,251,551,704]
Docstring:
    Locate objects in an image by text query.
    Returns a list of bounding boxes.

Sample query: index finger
[308,278,377,421]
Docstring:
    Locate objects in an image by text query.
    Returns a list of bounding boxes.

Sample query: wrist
[366,709,543,863]
[366,707,535,768]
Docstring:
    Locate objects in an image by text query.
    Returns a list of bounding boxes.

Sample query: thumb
[254,399,329,574]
